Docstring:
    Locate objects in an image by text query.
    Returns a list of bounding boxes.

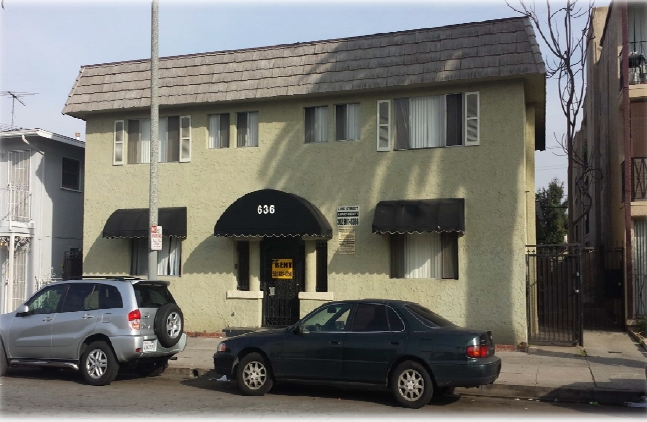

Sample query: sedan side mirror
[292,323,303,335]
[16,305,30,317]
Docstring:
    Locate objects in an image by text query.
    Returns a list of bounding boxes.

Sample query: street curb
[456,383,647,405]
[164,365,646,406]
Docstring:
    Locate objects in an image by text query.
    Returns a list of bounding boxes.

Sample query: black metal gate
[261,238,304,327]
[526,244,582,346]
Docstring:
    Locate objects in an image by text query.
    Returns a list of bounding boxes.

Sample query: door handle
[82,314,94,319]
[42,317,53,322]
[330,341,342,345]
[391,341,400,345]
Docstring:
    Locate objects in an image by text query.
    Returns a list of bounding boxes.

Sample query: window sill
[60,187,82,193]
[298,291,334,301]
[227,290,263,299]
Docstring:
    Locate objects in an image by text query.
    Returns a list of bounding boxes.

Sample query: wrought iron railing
[0,188,32,222]
[632,157,647,201]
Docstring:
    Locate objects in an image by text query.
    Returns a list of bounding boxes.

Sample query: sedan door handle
[330,341,342,345]
[391,341,400,345]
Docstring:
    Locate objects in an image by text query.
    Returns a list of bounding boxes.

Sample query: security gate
[526,245,582,346]
[261,238,304,327]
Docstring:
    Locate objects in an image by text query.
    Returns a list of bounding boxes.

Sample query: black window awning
[214,189,332,238]
[372,199,464,234]
[103,207,187,239]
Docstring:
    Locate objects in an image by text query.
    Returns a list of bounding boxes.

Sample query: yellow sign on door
[271,259,293,279]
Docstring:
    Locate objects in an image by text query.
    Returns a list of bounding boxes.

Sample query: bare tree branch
[507,0,596,241]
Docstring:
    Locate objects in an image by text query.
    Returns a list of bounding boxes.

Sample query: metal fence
[526,245,582,346]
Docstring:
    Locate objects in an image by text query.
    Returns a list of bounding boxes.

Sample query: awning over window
[214,189,332,238]
[103,207,187,239]
[372,199,465,234]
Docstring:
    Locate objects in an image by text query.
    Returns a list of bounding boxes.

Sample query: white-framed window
[117,115,192,164]
[379,92,479,151]
[237,111,259,147]
[130,237,181,276]
[335,103,360,141]
[113,120,125,165]
[61,157,81,191]
[390,232,458,279]
[209,114,230,149]
[305,106,328,143]
[377,100,391,151]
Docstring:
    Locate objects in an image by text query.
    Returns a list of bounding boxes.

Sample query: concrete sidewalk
[167,329,647,406]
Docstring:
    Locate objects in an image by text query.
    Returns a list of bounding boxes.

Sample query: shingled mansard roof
[63,16,546,146]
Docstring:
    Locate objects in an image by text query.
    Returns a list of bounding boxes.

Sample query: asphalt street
[1,367,645,419]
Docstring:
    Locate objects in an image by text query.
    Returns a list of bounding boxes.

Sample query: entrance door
[261,238,304,327]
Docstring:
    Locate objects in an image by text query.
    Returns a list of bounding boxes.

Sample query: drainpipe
[621,3,634,322]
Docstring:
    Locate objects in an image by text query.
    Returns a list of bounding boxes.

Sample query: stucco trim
[298,292,334,301]
[226,290,264,299]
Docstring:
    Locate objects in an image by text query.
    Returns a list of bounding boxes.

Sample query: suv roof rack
[66,276,143,281]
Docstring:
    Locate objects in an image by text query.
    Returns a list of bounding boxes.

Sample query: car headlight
[217,341,227,353]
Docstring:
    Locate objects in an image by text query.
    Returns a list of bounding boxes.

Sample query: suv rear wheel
[137,357,170,377]
[81,341,119,386]
[154,303,184,348]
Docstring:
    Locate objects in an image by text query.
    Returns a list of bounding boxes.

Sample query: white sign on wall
[337,206,360,226]
[151,225,163,251]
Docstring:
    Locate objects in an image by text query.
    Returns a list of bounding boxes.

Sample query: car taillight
[128,309,141,330]
[466,344,489,358]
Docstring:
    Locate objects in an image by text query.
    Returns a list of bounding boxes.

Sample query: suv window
[61,283,98,313]
[99,284,123,309]
[134,283,176,308]
[26,284,68,315]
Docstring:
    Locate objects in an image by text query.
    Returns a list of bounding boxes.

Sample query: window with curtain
[131,237,181,276]
[123,115,191,163]
[209,114,230,149]
[390,232,458,279]
[305,106,328,143]
[237,111,259,147]
[335,103,360,141]
[390,92,478,150]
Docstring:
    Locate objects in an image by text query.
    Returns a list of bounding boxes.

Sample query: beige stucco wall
[82,79,535,344]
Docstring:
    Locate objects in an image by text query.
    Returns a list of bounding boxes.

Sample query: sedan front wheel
[391,360,434,408]
[236,352,274,396]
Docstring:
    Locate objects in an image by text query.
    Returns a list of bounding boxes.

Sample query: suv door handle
[82,314,95,319]
[42,317,53,322]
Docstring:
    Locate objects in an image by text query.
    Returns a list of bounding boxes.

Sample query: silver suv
[0,277,186,386]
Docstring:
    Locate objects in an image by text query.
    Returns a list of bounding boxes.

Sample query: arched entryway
[214,189,332,327]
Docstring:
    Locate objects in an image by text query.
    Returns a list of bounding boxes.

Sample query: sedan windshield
[405,303,456,328]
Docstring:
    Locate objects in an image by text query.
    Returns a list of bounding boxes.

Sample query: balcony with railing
[0,187,32,223]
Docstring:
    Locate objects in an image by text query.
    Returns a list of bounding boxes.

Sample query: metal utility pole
[148,0,160,280]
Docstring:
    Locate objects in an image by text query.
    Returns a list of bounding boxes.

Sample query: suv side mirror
[16,305,30,317]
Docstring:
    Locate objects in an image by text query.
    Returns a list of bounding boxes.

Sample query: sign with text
[338,227,356,254]
[150,225,163,251]
[337,206,359,226]
[271,259,293,279]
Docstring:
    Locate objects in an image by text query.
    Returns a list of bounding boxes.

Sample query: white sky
[0,0,586,191]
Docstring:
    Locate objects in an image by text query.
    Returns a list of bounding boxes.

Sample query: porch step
[223,327,258,337]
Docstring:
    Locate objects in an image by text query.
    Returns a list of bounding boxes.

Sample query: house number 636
[257,205,275,214]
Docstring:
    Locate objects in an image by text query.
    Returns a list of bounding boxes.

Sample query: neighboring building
[0,128,85,313]
[575,1,647,323]
[63,17,546,344]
